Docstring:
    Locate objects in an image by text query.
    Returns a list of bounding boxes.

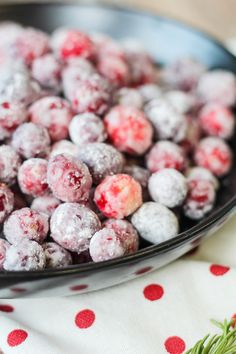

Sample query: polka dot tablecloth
[1,213,236,354]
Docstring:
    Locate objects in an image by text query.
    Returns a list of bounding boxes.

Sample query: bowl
[0,2,236,298]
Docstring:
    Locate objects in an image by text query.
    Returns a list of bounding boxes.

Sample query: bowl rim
[1,1,236,278]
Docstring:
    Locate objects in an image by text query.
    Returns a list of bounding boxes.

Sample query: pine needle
[185,319,236,354]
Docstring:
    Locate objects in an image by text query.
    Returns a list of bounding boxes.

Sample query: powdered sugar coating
[0,239,10,270]
[42,242,72,268]
[47,153,92,203]
[183,179,216,220]
[11,122,50,159]
[146,140,187,173]
[148,168,188,208]
[104,105,153,155]
[0,145,21,185]
[113,87,143,109]
[69,113,107,147]
[165,90,195,114]
[29,96,73,141]
[131,202,179,244]
[199,103,235,139]
[197,70,236,106]
[3,239,46,271]
[50,140,79,158]
[0,183,14,223]
[18,158,49,197]
[78,143,124,184]
[4,207,49,245]
[31,54,62,91]
[0,100,28,140]
[94,174,142,219]
[31,194,61,216]
[50,203,101,252]
[145,97,187,142]
[186,167,219,190]
[194,137,232,177]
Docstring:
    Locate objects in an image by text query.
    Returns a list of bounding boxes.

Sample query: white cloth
[0,214,236,354]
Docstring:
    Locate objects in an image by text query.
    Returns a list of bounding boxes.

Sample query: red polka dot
[75,309,95,329]
[70,284,88,291]
[10,287,26,293]
[164,336,186,354]
[0,304,14,313]
[7,329,28,347]
[143,284,164,301]
[135,266,153,275]
[210,264,230,276]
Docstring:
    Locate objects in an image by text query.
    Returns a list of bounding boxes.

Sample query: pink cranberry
[71,73,111,115]
[146,140,187,173]
[104,105,153,155]
[4,207,49,245]
[50,140,79,158]
[13,27,49,65]
[183,179,216,219]
[145,97,187,142]
[18,158,49,197]
[78,143,124,184]
[0,145,21,185]
[94,174,142,219]
[31,54,62,91]
[186,167,219,190]
[47,153,92,203]
[113,87,143,109]
[42,242,72,268]
[50,203,101,252]
[11,122,50,159]
[31,194,61,216]
[69,113,107,147]
[0,183,14,223]
[199,103,235,139]
[3,239,46,271]
[197,70,236,106]
[97,55,130,87]
[0,100,28,140]
[29,96,73,141]
[0,239,10,270]
[194,137,232,177]
[51,28,95,61]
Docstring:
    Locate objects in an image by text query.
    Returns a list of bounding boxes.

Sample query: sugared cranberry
[146,140,187,173]
[0,145,21,185]
[31,194,61,216]
[42,242,72,268]
[104,105,153,155]
[0,100,28,140]
[92,33,125,60]
[94,174,142,219]
[31,54,62,91]
[4,207,49,245]
[18,158,49,197]
[29,96,73,141]
[49,140,79,158]
[0,239,10,270]
[194,137,232,177]
[50,203,101,252]
[113,87,143,109]
[78,143,124,184]
[138,84,162,104]
[186,167,219,190]
[11,122,50,159]
[0,183,14,223]
[47,153,92,203]
[165,90,195,114]
[97,55,130,87]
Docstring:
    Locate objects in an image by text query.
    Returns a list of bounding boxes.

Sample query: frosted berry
[18,158,49,197]
[3,239,46,271]
[0,145,21,185]
[50,203,101,252]
[131,202,179,244]
[31,194,61,216]
[165,90,195,114]
[4,207,49,245]
[31,54,62,91]
[50,140,79,158]
[194,137,232,177]
[138,84,162,104]
[148,168,188,208]
[29,96,73,141]
[104,105,153,155]
[113,87,143,109]
[11,122,50,159]
[97,55,130,87]
[186,167,219,190]
[0,239,10,270]
[78,143,124,184]
[0,100,28,140]
[146,140,187,173]
[92,33,125,60]
[47,153,92,203]
[94,174,142,219]
[199,103,235,139]
[0,183,14,223]
[69,113,107,147]
[42,242,72,268]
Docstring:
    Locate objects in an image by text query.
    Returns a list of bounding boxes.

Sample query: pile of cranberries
[0,21,235,271]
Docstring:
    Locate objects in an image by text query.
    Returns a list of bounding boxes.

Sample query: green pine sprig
[185,319,236,354]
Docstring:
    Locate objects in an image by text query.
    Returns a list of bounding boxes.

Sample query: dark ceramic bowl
[0,2,236,298]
